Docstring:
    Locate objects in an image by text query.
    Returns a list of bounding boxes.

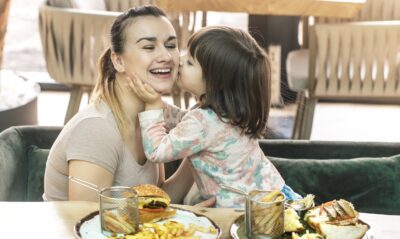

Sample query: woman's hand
[128,76,164,110]
[194,196,216,208]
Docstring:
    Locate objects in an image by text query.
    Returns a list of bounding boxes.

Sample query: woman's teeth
[150,68,171,74]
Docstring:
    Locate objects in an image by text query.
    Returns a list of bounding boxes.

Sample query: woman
[43,6,193,203]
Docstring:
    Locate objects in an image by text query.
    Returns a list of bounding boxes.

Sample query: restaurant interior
[0,0,399,238]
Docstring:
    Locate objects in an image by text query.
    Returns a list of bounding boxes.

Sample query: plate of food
[230,198,374,239]
[74,184,221,239]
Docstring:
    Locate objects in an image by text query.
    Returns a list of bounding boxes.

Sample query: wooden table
[156,0,366,18]
[0,201,399,239]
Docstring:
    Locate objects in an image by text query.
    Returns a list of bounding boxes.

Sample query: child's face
[177,51,206,97]
[119,16,179,94]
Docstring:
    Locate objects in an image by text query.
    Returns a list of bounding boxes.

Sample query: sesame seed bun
[132,184,171,202]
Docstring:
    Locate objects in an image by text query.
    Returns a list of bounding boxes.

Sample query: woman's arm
[68,160,113,201]
[159,158,194,204]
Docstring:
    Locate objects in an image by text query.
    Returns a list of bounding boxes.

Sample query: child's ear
[111,52,125,72]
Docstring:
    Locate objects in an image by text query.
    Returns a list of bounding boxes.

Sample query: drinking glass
[246,190,285,239]
[99,186,139,237]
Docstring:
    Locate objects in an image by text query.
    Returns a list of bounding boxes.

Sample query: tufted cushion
[269,155,400,214]
[26,146,50,201]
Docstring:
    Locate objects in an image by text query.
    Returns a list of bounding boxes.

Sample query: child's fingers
[143,83,157,95]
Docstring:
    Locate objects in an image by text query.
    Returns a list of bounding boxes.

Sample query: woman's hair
[188,26,271,139]
[92,6,167,135]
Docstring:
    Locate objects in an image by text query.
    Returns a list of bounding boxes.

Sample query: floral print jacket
[139,105,285,208]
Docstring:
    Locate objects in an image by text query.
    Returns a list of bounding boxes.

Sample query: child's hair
[187,26,271,139]
[92,6,167,137]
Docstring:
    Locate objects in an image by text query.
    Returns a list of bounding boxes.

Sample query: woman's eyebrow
[136,36,176,43]
[166,36,177,42]
[136,37,156,43]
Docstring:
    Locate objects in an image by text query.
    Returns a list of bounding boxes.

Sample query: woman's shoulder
[62,104,120,140]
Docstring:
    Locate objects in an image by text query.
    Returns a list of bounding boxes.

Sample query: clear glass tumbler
[99,186,139,237]
[246,190,286,239]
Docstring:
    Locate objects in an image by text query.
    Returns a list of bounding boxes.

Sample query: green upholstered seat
[1,126,400,216]
[0,126,61,201]
[259,140,400,215]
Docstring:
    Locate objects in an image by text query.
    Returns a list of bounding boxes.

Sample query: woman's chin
[153,84,174,95]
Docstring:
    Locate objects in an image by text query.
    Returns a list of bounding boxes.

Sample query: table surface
[0,201,399,239]
[156,0,366,18]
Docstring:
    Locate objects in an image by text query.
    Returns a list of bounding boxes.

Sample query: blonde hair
[91,48,129,139]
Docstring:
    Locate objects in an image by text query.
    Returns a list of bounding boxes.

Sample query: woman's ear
[111,52,125,72]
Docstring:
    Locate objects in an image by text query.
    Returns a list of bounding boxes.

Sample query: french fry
[260,190,281,202]
[119,220,216,239]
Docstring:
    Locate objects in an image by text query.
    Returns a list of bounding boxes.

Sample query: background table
[0,201,399,239]
[156,0,366,18]
[0,70,40,132]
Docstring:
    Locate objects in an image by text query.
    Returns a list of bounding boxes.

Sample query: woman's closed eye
[143,45,155,50]
[165,43,177,49]
[186,60,193,66]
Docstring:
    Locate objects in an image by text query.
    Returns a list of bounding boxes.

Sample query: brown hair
[187,26,271,138]
[92,6,167,136]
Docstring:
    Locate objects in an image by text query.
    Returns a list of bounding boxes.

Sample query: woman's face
[177,51,205,98]
[120,16,179,94]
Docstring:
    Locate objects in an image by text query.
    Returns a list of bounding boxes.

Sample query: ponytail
[92,48,129,140]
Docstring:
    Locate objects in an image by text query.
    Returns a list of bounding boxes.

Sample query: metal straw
[220,184,252,238]
[68,176,100,192]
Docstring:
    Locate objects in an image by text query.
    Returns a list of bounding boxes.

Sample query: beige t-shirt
[43,102,159,201]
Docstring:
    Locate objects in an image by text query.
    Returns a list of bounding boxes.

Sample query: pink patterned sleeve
[138,109,207,163]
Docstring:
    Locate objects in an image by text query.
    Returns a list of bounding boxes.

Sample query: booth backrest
[0,126,61,201]
[2,126,399,214]
[260,139,400,214]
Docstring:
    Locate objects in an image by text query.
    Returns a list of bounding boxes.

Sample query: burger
[132,184,176,223]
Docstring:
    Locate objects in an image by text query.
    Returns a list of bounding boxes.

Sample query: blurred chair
[287,0,400,139]
[296,21,400,139]
[0,126,61,201]
[39,3,117,124]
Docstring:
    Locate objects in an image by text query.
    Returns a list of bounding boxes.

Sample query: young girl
[131,26,300,208]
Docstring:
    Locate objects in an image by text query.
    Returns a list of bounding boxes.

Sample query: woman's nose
[157,47,173,62]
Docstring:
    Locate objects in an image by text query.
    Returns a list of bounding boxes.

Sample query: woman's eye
[166,44,177,49]
[186,60,193,66]
[143,45,155,50]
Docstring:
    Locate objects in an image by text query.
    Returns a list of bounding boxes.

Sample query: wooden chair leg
[171,84,181,108]
[291,91,305,139]
[183,92,192,109]
[299,98,316,139]
[64,86,84,124]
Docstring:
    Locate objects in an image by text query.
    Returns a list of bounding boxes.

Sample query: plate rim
[229,214,374,239]
[73,206,222,239]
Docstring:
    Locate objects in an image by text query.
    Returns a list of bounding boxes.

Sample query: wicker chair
[39,4,117,123]
[295,21,400,139]
[286,0,400,139]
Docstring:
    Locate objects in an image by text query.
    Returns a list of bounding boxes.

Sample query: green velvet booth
[1,126,399,215]
[0,126,61,201]
[260,140,400,215]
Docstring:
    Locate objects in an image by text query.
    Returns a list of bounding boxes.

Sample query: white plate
[230,215,375,239]
[74,208,221,239]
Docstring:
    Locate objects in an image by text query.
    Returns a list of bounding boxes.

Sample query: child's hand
[128,76,164,110]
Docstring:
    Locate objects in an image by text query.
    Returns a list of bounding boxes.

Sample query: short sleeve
[65,118,121,174]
